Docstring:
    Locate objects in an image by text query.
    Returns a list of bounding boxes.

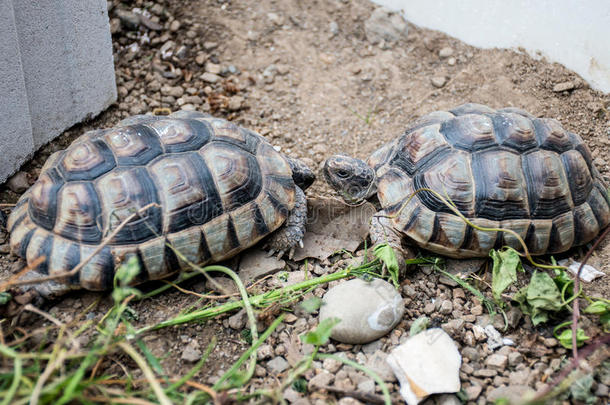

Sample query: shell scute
[103,125,162,165]
[440,114,496,151]
[534,118,573,153]
[60,139,116,181]
[492,112,538,152]
[472,149,529,220]
[53,182,102,243]
[523,150,572,218]
[148,118,212,152]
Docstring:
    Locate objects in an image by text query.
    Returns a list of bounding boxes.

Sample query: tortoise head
[323,155,377,204]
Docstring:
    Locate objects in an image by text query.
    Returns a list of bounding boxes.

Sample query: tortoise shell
[8,111,296,290]
[368,103,610,258]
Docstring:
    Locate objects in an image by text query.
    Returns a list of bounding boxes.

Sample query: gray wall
[0,0,117,183]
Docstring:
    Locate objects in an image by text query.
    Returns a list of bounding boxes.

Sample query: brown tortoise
[324,103,610,269]
[7,111,314,297]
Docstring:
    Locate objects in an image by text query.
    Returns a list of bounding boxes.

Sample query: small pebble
[267,356,289,374]
[439,47,454,58]
[431,76,447,88]
[553,81,575,92]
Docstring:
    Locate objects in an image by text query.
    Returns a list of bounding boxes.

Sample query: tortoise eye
[336,169,350,178]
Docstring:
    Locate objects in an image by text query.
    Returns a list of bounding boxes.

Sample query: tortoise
[7,111,314,297]
[324,103,610,269]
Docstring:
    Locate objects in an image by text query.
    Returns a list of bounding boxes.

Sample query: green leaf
[301,317,340,346]
[513,271,563,325]
[299,297,323,313]
[409,316,430,336]
[0,292,12,305]
[555,328,589,349]
[582,300,609,315]
[490,248,522,302]
[373,243,400,288]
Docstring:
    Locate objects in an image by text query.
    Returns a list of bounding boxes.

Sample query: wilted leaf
[301,317,340,346]
[570,373,596,404]
[409,316,429,336]
[513,271,563,325]
[373,243,400,288]
[490,248,522,302]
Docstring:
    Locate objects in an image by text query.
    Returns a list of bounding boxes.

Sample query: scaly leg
[265,187,307,259]
[369,212,413,277]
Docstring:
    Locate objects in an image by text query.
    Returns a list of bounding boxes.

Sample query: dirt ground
[1,0,609,403]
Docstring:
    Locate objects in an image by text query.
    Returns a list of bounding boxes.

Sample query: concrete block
[0,0,34,180]
[0,0,116,183]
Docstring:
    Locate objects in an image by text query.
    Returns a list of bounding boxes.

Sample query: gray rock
[464,384,482,400]
[431,76,447,88]
[553,81,575,92]
[181,341,201,362]
[200,72,221,83]
[387,328,461,405]
[508,351,523,366]
[439,47,454,58]
[424,394,462,405]
[169,20,181,32]
[439,300,453,314]
[461,347,480,362]
[308,371,334,390]
[319,278,404,344]
[322,356,342,373]
[509,369,530,385]
[267,356,289,374]
[337,398,363,405]
[488,385,534,402]
[473,368,497,377]
[116,9,140,30]
[485,325,504,350]
[365,350,396,382]
[228,309,247,330]
[6,171,29,193]
[362,339,383,354]
[357,378,375,394]
[364,7,408,45]
[329,21,339,36]
[485,354,508,370]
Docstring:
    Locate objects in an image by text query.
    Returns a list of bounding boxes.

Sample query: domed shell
[369,103,610,258]
[8,111,296,290]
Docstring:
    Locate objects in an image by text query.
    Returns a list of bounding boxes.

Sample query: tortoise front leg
[265,186,307,259]
[369,212,413,277]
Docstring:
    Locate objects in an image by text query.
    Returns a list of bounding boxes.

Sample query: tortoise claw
[266,249,276,257]
[298,239,304,249]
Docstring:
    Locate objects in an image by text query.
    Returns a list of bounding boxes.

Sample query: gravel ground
[0,0,608,403]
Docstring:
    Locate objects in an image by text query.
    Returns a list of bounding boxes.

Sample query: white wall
[376,0,610,93]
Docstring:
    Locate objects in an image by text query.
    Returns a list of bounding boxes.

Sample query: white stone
[386,328,461,405]
[319,278,404,344]
[559,260,605,282]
